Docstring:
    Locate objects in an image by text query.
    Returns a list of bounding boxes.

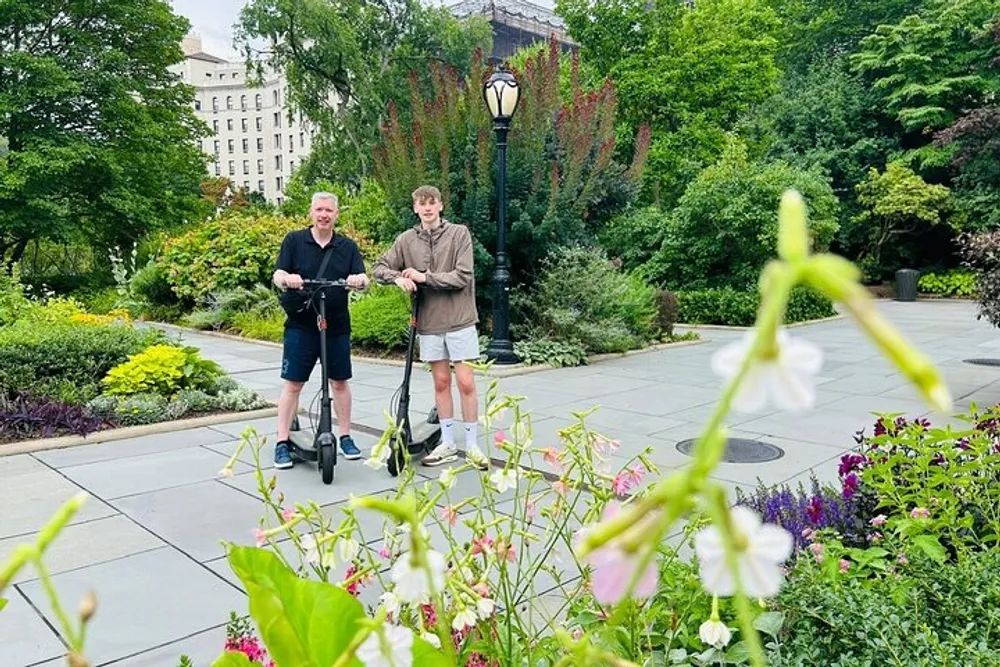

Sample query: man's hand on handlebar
[346,273,369,290]
[394,276,417,293]
[283,273,304,289]
[400,268,426,284]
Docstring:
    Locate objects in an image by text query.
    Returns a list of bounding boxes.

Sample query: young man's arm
[424,226,473,290]
[372,236,406,285]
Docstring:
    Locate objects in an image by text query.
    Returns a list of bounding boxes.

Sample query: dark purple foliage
[0,393,110,440]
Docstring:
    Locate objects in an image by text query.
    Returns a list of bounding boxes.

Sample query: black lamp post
[482,62,521,365]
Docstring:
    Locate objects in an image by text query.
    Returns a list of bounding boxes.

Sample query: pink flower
[580,503,657,605]
[897,553,909,566]
[910,507,930,519]
[611,472,633,497]
[281,507,296,522]
[253,528,267,547]
[868,532,883,543]
[870,514,887,527]
[801,528,815,542]
[495,431,507,445]
[471,536,494,556]
[378,545,392,560]
[541,448,563,471]
[628,465,646,486]
[472,582,490,598]
[496,538,516,562]
[839,559,850,573]
[525,499,537,522]
[571,627,584,641]
[552,480,569,497]
[809,542,824,563]
[440,505,459,527]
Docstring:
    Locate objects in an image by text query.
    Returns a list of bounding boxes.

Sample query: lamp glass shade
[483,72,520,120]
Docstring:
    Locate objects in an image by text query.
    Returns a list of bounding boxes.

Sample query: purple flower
[842,473,859,500]
[806,495,824,525]
[838,453,867,477]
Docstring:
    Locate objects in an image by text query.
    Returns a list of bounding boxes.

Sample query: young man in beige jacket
[373,185,486,468]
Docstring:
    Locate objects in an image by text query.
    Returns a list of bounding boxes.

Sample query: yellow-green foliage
[101,344,224,397]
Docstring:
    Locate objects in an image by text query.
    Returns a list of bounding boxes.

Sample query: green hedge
[0,322,167,404]
[349,285,410,349]
[677,286,835,327]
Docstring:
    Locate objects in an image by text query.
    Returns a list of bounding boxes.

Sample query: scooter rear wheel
[319,445,335,484]
[387,443,405,477]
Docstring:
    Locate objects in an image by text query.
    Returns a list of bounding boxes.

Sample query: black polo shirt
[275,227,366,333]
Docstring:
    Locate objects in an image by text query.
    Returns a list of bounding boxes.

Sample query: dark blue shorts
[281,327,352,383]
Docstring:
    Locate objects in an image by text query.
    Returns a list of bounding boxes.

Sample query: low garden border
[675,313,845,332]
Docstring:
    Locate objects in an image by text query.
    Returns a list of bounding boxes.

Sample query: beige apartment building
[172,35,323,206]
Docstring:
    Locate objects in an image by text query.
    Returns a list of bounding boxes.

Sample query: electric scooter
[287,277,349,485]
[386,287,442,477]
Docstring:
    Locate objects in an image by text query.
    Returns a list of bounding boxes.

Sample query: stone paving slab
[1,465,118,540]
[33,427,234,469]
[0,591,67,666]
[16,547,244,666]
[0,515,164,585]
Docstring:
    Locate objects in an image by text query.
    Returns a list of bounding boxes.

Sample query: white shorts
[418,325,480,363]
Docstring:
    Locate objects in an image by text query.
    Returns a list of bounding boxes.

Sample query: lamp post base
[484,339,519,365]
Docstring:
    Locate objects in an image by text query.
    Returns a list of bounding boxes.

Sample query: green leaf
[227,545,366,667]
[752,611,785,638]
[0,597,7,612]
[211,652,256,667]
[912,535,948,564]
[725,640,753,663]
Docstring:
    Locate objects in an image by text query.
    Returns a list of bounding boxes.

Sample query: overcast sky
[169,0,246,61]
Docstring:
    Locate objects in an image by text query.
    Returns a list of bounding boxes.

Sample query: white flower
[339,537,359,563]
[711,330,823,413]
[476,596,496,619]
[452,605,478,631]
[699,619,732,648]
[694,506,794,598]
[379,591,400,616]
[300,534,335,568]
[490,468,518,493]
[357,623,414,667]
[390,550,446,604]
[420,632,441,649]
[466,443,488,465]
[438,467,457,490]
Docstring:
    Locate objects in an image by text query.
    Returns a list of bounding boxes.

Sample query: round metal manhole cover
[964,358,1000,367]
[676,438,784,463]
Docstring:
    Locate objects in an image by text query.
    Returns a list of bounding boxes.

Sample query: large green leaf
[227,546,451,667]
[228,545,366,667]
[912,535,948,564]
[211,651,256,667]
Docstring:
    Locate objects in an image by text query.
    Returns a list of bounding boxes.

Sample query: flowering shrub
[101,345,224,398]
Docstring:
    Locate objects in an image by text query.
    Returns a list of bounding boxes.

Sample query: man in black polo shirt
[271,192,369,469]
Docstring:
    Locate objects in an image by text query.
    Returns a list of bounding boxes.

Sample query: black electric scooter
[386,288,442,477]
[287,278,349,484]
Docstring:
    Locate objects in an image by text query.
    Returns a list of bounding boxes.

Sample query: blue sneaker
[274,441,294,469]
[340,435,361,460]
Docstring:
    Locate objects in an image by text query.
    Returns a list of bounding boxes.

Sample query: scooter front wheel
[319,445,335,484]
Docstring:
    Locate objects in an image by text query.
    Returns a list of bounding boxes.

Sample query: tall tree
[235,0,493,185]
[0,0,209,268]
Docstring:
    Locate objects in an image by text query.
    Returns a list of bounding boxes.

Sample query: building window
[276,176,283,191]
[227,139,234,153]
[240,95,247,110]
[226,96,233,110]
[212,97,218,111]
[241,118,248,132]
[213,140,220,154]
[243,160,250,175]
[227,119,234,131]
[256,117,262,131]
[273,112,281,128]
[275,155,282,170]
[256,138,263,152]
[274,134,281,149]
[228,161,235,176]
[258,180,265,191]
[212,120,219,132]
[255,94,262,110]
[194,100,201,111]
[214,164,221,176]
[257,159,264,174]
[242,138,249,152]
[273,90,279,106]
[289,160,295,172]
[220,73,226,80]
[243,180,250,189]
[300,132,304,147]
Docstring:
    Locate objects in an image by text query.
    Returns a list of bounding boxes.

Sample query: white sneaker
[422,443,459,467]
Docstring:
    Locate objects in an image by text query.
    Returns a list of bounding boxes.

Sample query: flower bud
[777,190,809,263]
[79,590,97,622]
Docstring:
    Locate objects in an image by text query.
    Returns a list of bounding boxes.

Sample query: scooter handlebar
[300,278,349,287]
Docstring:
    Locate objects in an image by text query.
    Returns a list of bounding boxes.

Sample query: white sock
[464,421,478,447]
[441,418,455,446]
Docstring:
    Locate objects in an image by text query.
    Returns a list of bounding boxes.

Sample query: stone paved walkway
[4,300,1000,666]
